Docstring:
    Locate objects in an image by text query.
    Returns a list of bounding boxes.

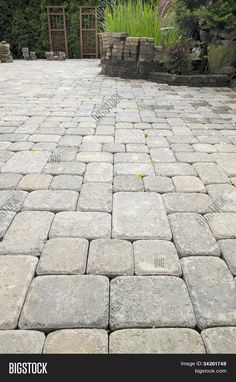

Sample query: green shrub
[174,0,236,41]
[196,1,236,40]
[208,44,236,72]
[173,0,201,38]
[163,43,192,74]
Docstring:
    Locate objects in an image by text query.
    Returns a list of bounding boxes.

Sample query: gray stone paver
[194,163,229,184]
[206,184,236,212]
[19,275,109,330]
[163,192,213,213]
[114,153,150,163]
[44,329,108,354]
[143,175,174,193]
[206,213,236,239]
[0,190,28,211]
[113,175,144,192]
[115,129,145,144]
[23,190,78,211]
[37,238,89,275]
[17,174,53,190]
[103,143,125,153]
[114,162,155,177]
[50,175,83,191]
[181,257,236,329]
[126,144,148,153]
[150,148,176,163]
[0,210,16,238]
[43,162,85,176]
[87,239,134,276]
[169,213,220,257]
[84,163,113,183]
[78,183,112,212]
[218,239,236,275]
[110,329,205,353]
[0,331,45,354]
[0,256,37,328]
[1,151,51,173]
[110,276,196,329]
[154,163,196,176]
[173,176,206,193]
[0,173,23,189]
[77,151,113,163]
[0,211,54,256]
[113,192,171,240]
[1,60,236,353]
[201,327,236,354]
[50,211,111,239]
[133,240,181,276]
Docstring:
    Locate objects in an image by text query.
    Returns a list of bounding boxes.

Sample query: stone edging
[149,72,230,87]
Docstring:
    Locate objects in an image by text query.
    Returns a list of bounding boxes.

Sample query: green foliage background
[174,0,236,40]
[0,0,100,58]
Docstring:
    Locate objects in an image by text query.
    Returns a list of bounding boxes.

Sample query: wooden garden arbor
[79,6,99,59]
[46,5,99,59]
[46,5,69,57]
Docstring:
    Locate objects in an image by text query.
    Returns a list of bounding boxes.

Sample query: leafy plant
[163,43,192,74]
[208,43,236,72]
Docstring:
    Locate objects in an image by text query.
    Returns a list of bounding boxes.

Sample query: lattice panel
[46,5,68,57]
[79,6,98,58]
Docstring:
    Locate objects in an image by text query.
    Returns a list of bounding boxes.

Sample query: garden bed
[99,32,232,87]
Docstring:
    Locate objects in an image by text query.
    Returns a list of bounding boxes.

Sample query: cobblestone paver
[0,60,236,353]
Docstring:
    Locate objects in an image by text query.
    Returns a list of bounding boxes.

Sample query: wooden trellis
[46,5,68,57]
[79,6,99,58]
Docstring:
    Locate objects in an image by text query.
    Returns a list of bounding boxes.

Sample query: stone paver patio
[0,60,236,354]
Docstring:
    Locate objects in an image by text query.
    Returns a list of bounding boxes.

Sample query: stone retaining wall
[99,32,162,80]
[99,32,231,86]
[149,72,230,87]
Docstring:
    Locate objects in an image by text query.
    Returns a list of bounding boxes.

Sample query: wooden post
[62,7,69,57]
[46,6,53,52]
[80,6,83,58]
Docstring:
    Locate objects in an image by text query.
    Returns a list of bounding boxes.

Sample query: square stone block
[113,192,171,240]
[87,239,134,276]
[37,238,89,275]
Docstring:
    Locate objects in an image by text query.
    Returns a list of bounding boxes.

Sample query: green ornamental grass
[102,0,180,47]
[103,0,160,45]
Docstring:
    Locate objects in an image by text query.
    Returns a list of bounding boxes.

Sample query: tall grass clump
[102,0,181,47]
[103,0,161,46]
[159,27,182,48]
